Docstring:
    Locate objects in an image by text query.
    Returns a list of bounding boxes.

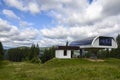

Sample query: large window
[99,37,112,46]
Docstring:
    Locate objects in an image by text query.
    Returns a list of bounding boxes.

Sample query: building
[55,36,118,59]
[55,46,80,58]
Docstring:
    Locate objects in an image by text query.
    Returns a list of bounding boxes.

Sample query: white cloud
[41,26,68,39]
[19,21,33,27]
[0,19,11,31]
[102,0,120,16]
[2,9,20,19]
[4,0,120,22]
[4,0,40,14]
[3,0,120,47]
[38,38,65,47]
[4,0,27,11]
[28,2,40,14]
[40,15,120,46]
[39,0,120,46]
[41,26,92,41]
[85,1,102,21]
[0,18,38,48]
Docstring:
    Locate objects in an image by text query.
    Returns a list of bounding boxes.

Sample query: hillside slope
[0,58,120,80]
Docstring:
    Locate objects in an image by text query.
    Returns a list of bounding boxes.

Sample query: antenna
[66,40,69,46]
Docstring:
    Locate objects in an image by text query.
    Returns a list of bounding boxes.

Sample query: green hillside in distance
[0,58,120,80]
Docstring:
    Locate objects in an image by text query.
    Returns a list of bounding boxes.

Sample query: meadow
[0,58,120,80]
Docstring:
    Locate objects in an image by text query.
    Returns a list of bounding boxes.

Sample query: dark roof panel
[69,36,96,46]
[56,46,80,50]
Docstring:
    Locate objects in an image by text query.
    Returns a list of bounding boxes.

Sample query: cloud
[38,38,65,47]
[39,0,120,46]
[2,9,20,19]
[19,21,34,27]
[3,0,120,47]
[41,26,90,40]
[40,15,120,46]
[4,0,40,14]
[41,26,68,39]
[2,9,35,29]
[102,0,120,16]
[28,2,40,14]
[0,18,38,48]
[2,9,34,28]
[4,0,120,23]
[85,1,102,21]
[4,0,27,11]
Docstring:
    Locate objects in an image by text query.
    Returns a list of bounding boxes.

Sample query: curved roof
[69,36,117,48]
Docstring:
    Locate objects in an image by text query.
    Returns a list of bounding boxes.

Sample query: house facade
[55,46,80,59]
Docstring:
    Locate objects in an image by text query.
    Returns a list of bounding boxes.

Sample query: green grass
[0,58,120,80]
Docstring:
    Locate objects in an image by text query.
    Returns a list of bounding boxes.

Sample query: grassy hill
[0,58,120,80]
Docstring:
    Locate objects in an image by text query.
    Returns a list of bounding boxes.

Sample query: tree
[7,44,40,63]
[27,44,40,60]
[30,44,41,63]
[28,44,35,60]
[109,34,120,59]
[116,34,120,48]
[0,42,4,60]
[25,44,41,63]
[7,47,29,62]
[40,47,55,63]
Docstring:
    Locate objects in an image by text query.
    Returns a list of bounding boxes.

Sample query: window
[99,37,112,46]
[64,50,67,56]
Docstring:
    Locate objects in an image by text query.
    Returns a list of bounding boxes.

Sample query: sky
[0,0,120,48]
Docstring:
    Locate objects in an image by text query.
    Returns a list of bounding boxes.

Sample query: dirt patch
[86,58,105,62]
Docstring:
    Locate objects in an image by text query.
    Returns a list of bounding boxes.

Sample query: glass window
[99,37,112,46]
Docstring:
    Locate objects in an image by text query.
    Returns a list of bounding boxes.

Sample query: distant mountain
[4,46,13,50]
[3,46,30,50]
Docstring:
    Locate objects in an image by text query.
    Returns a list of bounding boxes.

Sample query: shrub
[30,57,41,63]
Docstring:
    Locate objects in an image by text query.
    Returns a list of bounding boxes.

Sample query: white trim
[91,36,99,46]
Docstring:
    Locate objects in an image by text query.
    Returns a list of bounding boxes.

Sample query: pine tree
[115,34,120,58]
[36,43,40,56]
[116,34,120,48]
[0,42,4,60]
[110,34,120,58]
[40,47,55,63]
[28,44,36,60]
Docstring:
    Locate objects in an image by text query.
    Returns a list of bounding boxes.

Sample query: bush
[84,52,91,58]
[30,57,41,63]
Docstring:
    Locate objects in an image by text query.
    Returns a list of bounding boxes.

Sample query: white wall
[55,50,71,59]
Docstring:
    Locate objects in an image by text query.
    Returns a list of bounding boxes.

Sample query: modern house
[55,36,118,59]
